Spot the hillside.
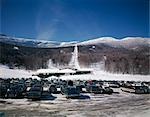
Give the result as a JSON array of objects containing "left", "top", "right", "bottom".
[{"left": 0, "top": 35, "right": 149, "bottom": 74}]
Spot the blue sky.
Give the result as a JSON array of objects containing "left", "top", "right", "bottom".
[{"left": 1, "top": 0, "right": 149, "bottom": 41}]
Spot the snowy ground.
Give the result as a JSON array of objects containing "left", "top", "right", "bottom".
[
  {"left": 0, "top": 65, "right": 34, "bottom": 78},
  {"left": 0, "top": 65, "right": 150, "bottom": 81},
  {"left": 0, "top": 90, "right": 150, "bottom": 117},
  {"left": 60, "top": 71, "right": 150, "bottom": 81}
]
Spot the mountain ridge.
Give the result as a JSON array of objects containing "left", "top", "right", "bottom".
[{"left": 0, "top": 34, "right": 149, "bottom": 48}]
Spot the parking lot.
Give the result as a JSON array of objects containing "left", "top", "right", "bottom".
[
  {"left": 0, "top": 90, "right": 150, "bottom": 117},
  {"left": 0, "top": 78, "right": 150, "bottom": 117}
]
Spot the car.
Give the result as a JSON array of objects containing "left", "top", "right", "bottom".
[
  {"left": 134, "top": 86, "right": 150, "bottom": 94},
  {"left": 61, "top": 80, "right": 80, "bottom": 98},
  {"left": 61, "top": 85, "right": 80, "bottom": 98},
  {"left": 6, "top": 83, "right": 25, "bottom": 99},
  {"left": 102, "top": 86, "right": 113, "bottom": 94},
  {"left": 27, "top": 84, "right": 43, "bottom": 100},
  {"left": 0, "top": 83, "right": 7, "bottom": 98},
  {"left": 107, "top": 81, "right": 120, "bottom": 88},
  {"left": 49, "top": 84, "right": 57, "bottom": 93},
  {"left": 86, "top": 85, "right": 103, "bottom": 94}
]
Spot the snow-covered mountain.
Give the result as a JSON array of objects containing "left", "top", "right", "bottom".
[
  {"left": 0, "top": 34, "right": 149, "bottom": 74},
  {"left": 79, "top": 37, "right": 150, "bottom": 49},
  {"left": 0, "top": 34, "right": 149, "bottom": 48},
  {"left": 0, "top": 34, "right": 76, "bottom": 48}
]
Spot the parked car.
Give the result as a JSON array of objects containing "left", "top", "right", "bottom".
[
  {"left": 102, "top": 86, "right": 113, "bottom": 94},
  {"left": 61, "top": 80, "right": 80, "bottom": 98},
  {"left": 107, "top": 81, "right": 120, "bottom": 88},
  {"left": 0, "top": 83, "right": 7, "bottom": 98},
  {"left": 134, "top": 86, "right": 150, "bottom": 94},
  {"left": 121, "top": 85, "right": 150, "bottom": 94},
  {"left": 49, "top": 84, "right": 57, "bottom": 94},
  {"left": 27, "top": 84, "right": 43, "bottom": 100},
  {"left": 86, "top": 85, "right": 103, "bottom": 94},
  {"left": 61, "top": 85, "right": 80, "bottom": 98},
  {"left": 7, "top": 84, "right": 19, "bottom": 98}
]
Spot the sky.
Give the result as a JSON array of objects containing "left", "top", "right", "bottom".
[{"left": 1, "top": 0, "right": 149, "bottom": 42}]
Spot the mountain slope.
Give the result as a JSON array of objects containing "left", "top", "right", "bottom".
[
  {"left": 0, "top": 34, "right": 149, "bottom": 49},
  {"left": 0, "top": 34, "right": 149, "bottom": 75},
  {"left": 0, "top": 34, "right": 76, "bottom": 48},
  {"left": 79, "top": 37, "right": 149, "bottom": 49}
]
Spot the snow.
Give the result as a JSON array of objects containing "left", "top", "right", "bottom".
[
  {"left": 60, "top": 41, "right": 77, "bottom": 46},
  {"left": 69, "top": 45, "right": 80, "bottom": 69},
  {"left": 1, "top": 35, "right": 149, "bottom": 48},
  {"left": 0, "top": 35, "right": 77, "bottom": 48},
  {"left": 0, "top": 65, "right": 150, "bottom": 81},
  {"left": 59, "top": 70, "right": 150, "bottom": 81},
  {"left": 36, "top": 69, "right": 60, "bottom": 74},
  {"left": 13, "top": 46, "right": 19, "bottom": 50},
  {"left": 0, "top": 65, "right": 33, "bottom": 78},
  {"left": 59, "top": 69, "right": 76, "bottom": 73},
  {"left": 79, "top": 37, "right": 150, "bottom": 48},
  {"left": 0, "top": 93, "right": 150, "bottom": 117},
  {"left": 77, "top": 68, "right": 93, "bottom": 72},
  {"left": 92, "top": 45, "right": 96, "bottom": 49},
  {"left": 35, "top": 68, "right": 76, "bottom": 74},
  {"left": 121, "top": 37, "right": 149, "bottom": 41},
  {"left": 79, "top": 37, "right": 120, "bottom": 45},
  {"left": 45, "top": 76, "right": 58, "bottom": 81},
  {"left": 47, "top": 59, "right": 55, "bottom": 69}
]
